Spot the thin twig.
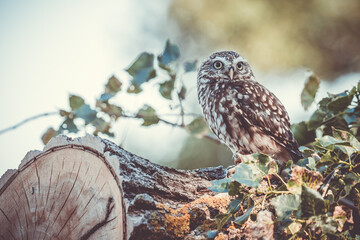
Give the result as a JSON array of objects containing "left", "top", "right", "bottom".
[
  {"left": 122, "top": 113, "right": 221, "bottom": 144},
  {"left": 0, "top": 111, "right": 58, "bottom": 135}
]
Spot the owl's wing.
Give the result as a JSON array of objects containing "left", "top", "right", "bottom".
[{"left": 228, "top": 80, "right": 302, "bottom": 160}]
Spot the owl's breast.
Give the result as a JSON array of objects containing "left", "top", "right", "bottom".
[{"left": 198, "top": 82, "right": 245, "bottom": 153}]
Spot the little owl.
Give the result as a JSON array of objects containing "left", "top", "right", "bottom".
[{"left": 197, "top": 51, "right": 303, "bottom": 164}]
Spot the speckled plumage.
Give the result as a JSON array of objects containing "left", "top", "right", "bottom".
[{"left": 197, "top": 51, "right": 302, "bottom": 163}]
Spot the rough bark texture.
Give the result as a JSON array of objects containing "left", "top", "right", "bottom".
[{"left": 0, "top": 135, "right": 230, "bottom": 240}]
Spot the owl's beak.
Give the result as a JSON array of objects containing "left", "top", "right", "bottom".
[{"left": 228, "top": 67, "right": 234, "bottom": 80}]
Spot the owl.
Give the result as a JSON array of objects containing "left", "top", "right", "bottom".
[{"left": 197, "top": 51, "right": 303, "bottom": 164}]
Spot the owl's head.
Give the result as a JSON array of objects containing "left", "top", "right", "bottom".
[{"left": 197, "top": 51, "right": 255, "bottom": 84}]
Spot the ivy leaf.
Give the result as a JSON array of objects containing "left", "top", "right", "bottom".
[
  {"left": 208, "top": 179, "right": 229, "bottom": 193},
  {"left": 159, "top": 79, "right": 175, "bottom": 100},
  {"left": 158, "top": 40, "right": 180, "bottom": 70},
  {"left": 228, "top": 181, "right": 243, "bottom": 196},
  {"left": 96, "top": 101, "right": 123, "bottom": 119},
  {"left": 74, "top": 104, "right": 97, "bottom": 124},
  {"left": 234, "top": 205, "right": 254, "bottom": 226},
  {"left": 100, "top": 75, "right": 122, "bottom": 101},
  {"left": 184, "top": 60, "right": 197, "bottom": 72},
  {"left": 326, "top": 87, "right": 356, "bottom": 113},
  {"left": 69, "top": 95, "right": 85, "bottom": 110},
  {"left": 316, "top": 151, "right": 338, "bottom": 168},
  {"left": 99, "top": 93, "right": 114, "bottom": 102},
  {"left": 300, "top": 185, "right": 327, "bottom": 218},
  {"left": 105, "top": 75, "right": 122, "bottom": 94},
  {"left": 289, "top": 166, "right": 323, "bottom": 190},
  {"left": 105, "top": 104, "right": 123, "bottom": 119},
  {"left": 228, "top": 198, "right": 243, "bottom": 213},
  {"left": 205, "top": 230, "right": 218, "bottom": 239},
  {"left": 186, "top": 117, "right": 208, "bottom": 136},
  {"left": 314, "top": 135, "right": 350, "bottom": 150},
  {"left": 307, "top": 109, "right": 328, "bottom": 130},
  {"left": 92, "top": 117, "right": 113, "bottom": 137},
  {"left": 215, "top": 213, "right": 233, "bottom": 230},
  {"left": 291, "top": 121, "right": 316, "bottom": 146},
  {"left": 342, "top": 172, "right": 360, "bottom": 197},
  {"left": 301, "top": 72, "right": 320, "bottom": 110},
  {"left": 59, "top": 118, "right": 78, "bottom": 133},
  {"left": 41, "top": 127, "right": 58, "bottom": 144},
  {"left": 127, "top": 82, "right": 142, "bottom": 94},
  {"left": 126, "top": 52, "right": 156, "bottom": 86},
  {"left": 136, "top": 105, "right": 160, "bottom": 126},
  {"left": 332, "top": 128, "right": 360, "bottom": 151},
  {"left": 232, "top": 164, "right": 262, "bottom": 188},
  {"left": 272, "top": 194, "right": 301, "bottom": 220}
]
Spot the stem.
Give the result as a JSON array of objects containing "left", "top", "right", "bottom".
[
  {"left": 122, "top": 113, "right": 221, "bottom": 144},
  {"left": 0, "top": 111, "right": 58, "bottom": 135},
  {"left": 274, "top": 173, "right": 289, "bottom": 190}
]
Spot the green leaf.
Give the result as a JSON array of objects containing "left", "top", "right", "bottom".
[
  {"left": 127, "top": 82, "right": 142, "bottom": 94},
  {"left": 186, "top": 117, "right": 208, "bottom": 136},
  {"left": 208, "top": 179, "right": 229, "bottom": 193},
  {"left": 215, "top": 213, "right": 233, "bottom": 230},
  {"left": 158, "top": 40, "right": 180, "bottom": 69},
  {"left": 232, "top": 164, "right": 262, "bottom": 188},
  {"left": 307, "top": 109, "right": 328, "bottom": 130},
  {"left": 100, "top": 75, "right": 122, "bottom": 102},
  {"left": 251, "top": 153, "right": 275, "bottom": 175},
  {"left": 159, "top": 79, "right": 175, "bottom": 100},
  {"left": 332, "top": 128, "right": 360, "bottom": 151},
  {"left": 205, "top": 230, "right": 218, "bottom": 239},
  {"left": 326, "top": 87, "right": 356, "bottom": 113},
  {"left": 291, "top": 121, "right": 316, "bottom": 146},
  {"left": 105, "top": 75, "right": 122, "bottom": 94},
  {"left": 41, "top": 127, "right": 58, "bottom": 144},
  {"left": 184, "top": 60, "right": 197, "bottom": 72},
  {"left": 301, "top": 72, "right": 320, "bottom": 110},
  {"left": 228, "top": 198, "right": 242, "bottom": 213},
  {"left": 99, "top": 93, "right": 114, "bottom": 102},
  {"left": 136, "top": 105, "right": 160, "bottom": 126},
  {"left": 272, "top": 194, "right": 301, "bottom": 220},
  {"left": 59, "top": 118, "right": 78, "bottom": 133},
  {"left": 69, "top": 95, "right": 85, "bottom": 110},
  {"left": 316, "top": 151, "right": 337, "bottom": 168},
  {"left": 233, "top": 206, "right": 254, "bottom": 226},
  {"left": 315, "top": 135, "right": 350, "bottom": 150},
  {"left": 342, "top": 172, "right": 360, "bottom": 197},
  {"left": 105, "top": 104, "right": 123, "bottom": 119},
  {"left": 300, "top": 185, "right": 327, "bottom": 218},
  {"left": 74, "top": 104, "right": 97, "bottom": 124},
  {"left": 126, "top": 52, "right": 156, "bottom": 86},
  {"left": 92, "top": 117, "right": 113, "bottom": 137},
  {"left": 228, "top": 181, "right": 244, "bottom": 196}
]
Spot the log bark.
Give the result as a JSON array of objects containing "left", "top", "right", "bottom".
[{"left": 0, "top": 135, "right": 229, "bottom": 239}]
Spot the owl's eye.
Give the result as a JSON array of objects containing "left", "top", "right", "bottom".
[
  {"left": 213, "top": 61, "right": 223, "bottom": 69},
  {"left": 237, "top": 62, "right": 244, "bottom": 70}
]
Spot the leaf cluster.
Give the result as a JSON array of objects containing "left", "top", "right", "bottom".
[
  {"left": 208, "top": 81, "right": 360, "bottom": 239},
  {"left": 41, "top": 40, "right": 206, "bottom": 143}
]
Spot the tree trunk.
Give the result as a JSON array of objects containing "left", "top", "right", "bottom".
[{"left": 0, "top": 135, "right": 229, "bottom": 239}]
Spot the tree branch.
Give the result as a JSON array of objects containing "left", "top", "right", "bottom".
[{"left": 0, "top": 112, "right": 58, "bottom": 135}]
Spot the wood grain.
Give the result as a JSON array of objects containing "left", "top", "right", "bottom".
[{"left": 0, "top": 146, "right": 125, "bottom": 240}]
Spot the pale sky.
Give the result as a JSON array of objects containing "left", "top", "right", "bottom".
[
  {"left": 0, "top": 0, "right": 178, "bottom": 176},
  {"left": 0, "top": 0, "right": 359, "bottom": 177}
]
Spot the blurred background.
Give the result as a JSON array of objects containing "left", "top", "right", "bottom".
[{"left": 1, "top": 0, "right": 360, "bottom": 176}]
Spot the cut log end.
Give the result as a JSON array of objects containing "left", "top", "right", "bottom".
[{"left": 0, "top": 142, "right": 126, "bottom": 240}]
